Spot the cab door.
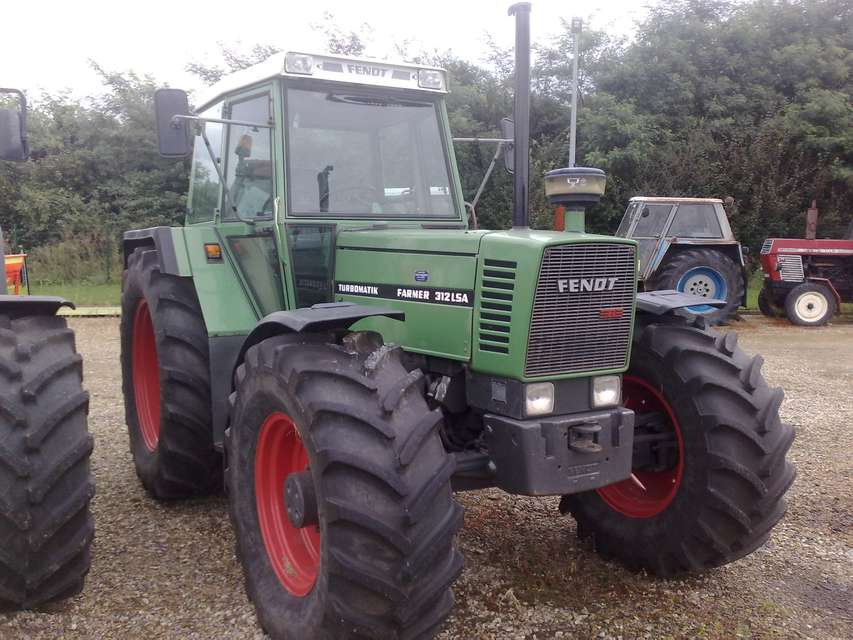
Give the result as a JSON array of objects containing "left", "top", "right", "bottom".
[{"left": 215, "top": 86, "right": 289, "bottom": 318}]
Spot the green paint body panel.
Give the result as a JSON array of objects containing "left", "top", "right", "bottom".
[
  {"left": 336, "top": 229, "right": 487, "bottom": 360},
  {"left": 175, "top": 225, "right": 260, "bottom": 335},
  {"left": 129, "top": 75, "right": 641, "bottom": 383}
]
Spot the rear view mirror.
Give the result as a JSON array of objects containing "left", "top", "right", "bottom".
[
  {"left": 0, "top": 88, "right": 28, "bottom": 162},
  {"left": 154, "top": 88, "right": 192, "bottom": 158},
  {"left": 500, "top": 117, "right": 514, "bottom": 174}
]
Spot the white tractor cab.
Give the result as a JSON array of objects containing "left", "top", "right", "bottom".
[{"left": 615, "top": 196, "right": 748, "bottom": 324}]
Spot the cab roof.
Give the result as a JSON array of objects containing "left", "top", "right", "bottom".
[
  {"left": 629, "top": 196, "right": 723, "bottom": 204},
  {"left": 194, "top": 51, "right": 448, "bottom": 112}
]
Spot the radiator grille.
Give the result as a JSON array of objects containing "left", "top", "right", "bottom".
[
  {"left": 777, "top": 254, "right": 804, "bottom": 282},
  {"left": 525, "top": 243, "right": 636, "bottom": 377},
  {"left": 760, "top": 239, "right": 774, "bottom": 255},
  {"left": 478, "top": 259, "right": 516, "bottom": 355}
]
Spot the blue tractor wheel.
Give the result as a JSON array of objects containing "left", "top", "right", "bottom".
[
  {"left": 676, "top": 266, "right": 727, "bottom": 313},
  {"left": 651, "top": 248, "right": 744, "bottom": 325}
]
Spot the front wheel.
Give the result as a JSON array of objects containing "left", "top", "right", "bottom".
[
  {"left": 561, "top": 314, "right": 795, "bottom": 576},
  {"left": 226, "top": 334, "right": 463, "bottom": 639},
  {"left": 784, "top": 282, "right": 836, "bottom": 326}
]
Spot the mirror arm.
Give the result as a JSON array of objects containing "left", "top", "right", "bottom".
[
  {"left": 196, "top": 123, "right": 252, "bottom": 226},
  {"left": 174, "top": 114, "right": 273, "bottom": 130},
  {"left": 471, "top": 141, "right": 506, "bottom": 210}
]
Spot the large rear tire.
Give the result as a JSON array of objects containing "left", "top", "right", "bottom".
[
  {"left": 652, "top": 248, "right": 744, "bottom": 325},
  {"left": 757, "top": 287, "right": 782, "bottom": 318},
  {"left": 561, "top": 314, "right": 795, "bottom": 576},
  {"left": 226, "top": 333, "right": 463, "bottom": 639},
  {"left": 120, "top": 247, "right": 220, "bottom": 499},
  {"left": 0, "top": 314, "right": 94, "bottom": 609}
]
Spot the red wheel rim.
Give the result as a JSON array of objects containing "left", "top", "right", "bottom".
[
  {"left": 132, "top": 300, "right": 161, "bottom": 452},
  {"left": 255, "top": 412, "right": 320, "bottom": 596},
  {"left": 597, "top": 375, "right": 684, "bottom": 518}
]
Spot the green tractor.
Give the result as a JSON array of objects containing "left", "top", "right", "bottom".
[
  {"left": 0, "top": 88, "right": 94, "bottom": 610},
  {"left": 121, "top": 4, "right": 794, "bottom": 637}
]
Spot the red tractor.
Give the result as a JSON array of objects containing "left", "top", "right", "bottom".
[{"left": 759, "top": 219, "right": 853, "bottom": 326}]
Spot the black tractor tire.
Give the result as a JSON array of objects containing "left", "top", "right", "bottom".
[
  {"left": 561, "top": 314, "right": 795, "bottom": 577},
  {"left": 784, "top": 282, "right": 836, "bottom": 327},
  {"left": 120, "top": 247, "right": 220, "bottom": 499},
  {"left": 652, "top": 248, "right": 745, "bottom": 325},
  {"left": 226, "top": 333, "right": 463, "bottom": 640},
  {"left": 0, "top": 313, "right": 94, "bottom": 609},
  {"left": 757, "top": 287, "right": 782, "bottom": 318}
]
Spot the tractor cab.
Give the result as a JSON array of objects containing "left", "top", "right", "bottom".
[{"left": 615, "top": 196, "right": 747, "bottom": 324}]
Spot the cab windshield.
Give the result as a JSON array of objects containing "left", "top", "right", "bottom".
[{"left": 285, "top": 86, "right": 457, "bottom": 218}]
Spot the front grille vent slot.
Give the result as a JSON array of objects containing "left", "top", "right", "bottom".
[
  {"left": 760, "top": 239, "right": 774, "bottom": 255},
  {"left": 777, "top": 254, "right": 804, "bottom": 282},
  {"left": 525, "top": 243, "right": 636, "bottom": 377},
  {"left": 478, "top": 259, "right": 516, "bottom": 355}
]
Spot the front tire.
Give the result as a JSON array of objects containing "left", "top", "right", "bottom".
[
  {"left": 561, "top": 314, "right": 795, "bottom": 576},
  {"left": 226, "top": 334, "right": 463, "bottom": 639},
  {"left": 652, "top": 248, "right": 744, "bottom": 325},
  {"left": 0, "top": 314, "right": 94, "bottom": 609},
  {"left": 120, "top": 247, "right": 220, "bottom": 498},
  {"left": 784, "top": 282, "right": 835, "bottom": 326}
]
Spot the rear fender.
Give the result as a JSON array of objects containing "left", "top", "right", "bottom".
[
  {"left": 122, "top": 227, "right": 191, "bottom": 276},
  {"left": 807, "top": 276, "right": 843, "bottom": 311}
]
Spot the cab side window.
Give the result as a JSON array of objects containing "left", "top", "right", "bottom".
[
  {"left": 223, "top": 93, "right": 274, "bottom": 221},
  {"left": 187, "top": 102, "right": 224, "bottom": 224},
  {"left": 668, "top": 204, "right": 722, "bottom": 238}
]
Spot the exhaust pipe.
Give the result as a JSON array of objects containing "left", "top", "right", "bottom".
[{"left": 509, "top": 2, "right": 531, "bottom": 229}]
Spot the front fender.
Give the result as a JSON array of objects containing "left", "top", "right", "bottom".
[{"left": 635, "top": 290, "right": 726, "bottom": 316}]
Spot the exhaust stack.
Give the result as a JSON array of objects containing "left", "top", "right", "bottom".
[{"left": 509, "top": 3, "right": 532, "bottom": 229}]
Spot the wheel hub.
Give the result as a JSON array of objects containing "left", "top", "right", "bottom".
[
  {"left": 596, "top": 375, "right": 684, "bottom": 518},
  {"left": 794, "top": 292, "right": 827, "bottom": 321},
  {"left": 285, "top": 471, "right": 319, "bottom": 529},
  {"left": 681, "top": 274, "right": 715, "bottom": 297}
]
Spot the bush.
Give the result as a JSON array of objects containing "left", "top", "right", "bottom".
[{"left": 26, "top": 232, "right": 122, "bottom": 285}]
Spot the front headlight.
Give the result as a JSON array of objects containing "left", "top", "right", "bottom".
[
  {"left": 592, "top": 375, "right": 621, "bottom": 408},
  {"left": 525, "top": 382, "right": 555, "bottom": 416}
]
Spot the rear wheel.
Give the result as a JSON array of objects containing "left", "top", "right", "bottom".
[
  {"left": 226, "top": 333, "right": 463, "bottom": 639},
  {"left": 0, "top": 314, "right": 94, "bottom": 609},
  {"left": 652, "top": 248, "right": 744, "bottom": 325},
  {"left": 757, "top": 287, "right": 782, "bottom": 318},
  {"left": 120, "top": 247, "right": 220, "bottom": 498},
  {"left": 784, "top": 282, "right": 835, "bottom": 326},
  {"left": 561, "top": 314, "right": 795, "bottom": 576}
]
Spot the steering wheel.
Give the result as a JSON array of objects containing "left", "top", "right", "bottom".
[{"left": 327, "top": 185, "right": 382, "bottom": 210}]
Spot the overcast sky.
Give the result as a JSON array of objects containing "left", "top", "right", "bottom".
[{"left": 3, "top": 0, "right": 649, "bottom": 100}]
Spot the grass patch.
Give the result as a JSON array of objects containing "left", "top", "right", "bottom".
[
  {"left": 29, "top": 282, "right": 121, "bottom": 306},
  {"left": 744, "top": 271, "right": 763, "bottom": 310}
]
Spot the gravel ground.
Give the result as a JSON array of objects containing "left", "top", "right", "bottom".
[{"left": 1, "top": 315, "right": 851, "bottom": 640}]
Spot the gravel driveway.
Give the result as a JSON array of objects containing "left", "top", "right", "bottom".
[{"left": 1, "top": 315, "right": 851, "bottom": 639}]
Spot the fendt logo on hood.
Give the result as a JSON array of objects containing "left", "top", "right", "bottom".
[{"left": 557, "top": 277, "right": 619, "bottom": 293}]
